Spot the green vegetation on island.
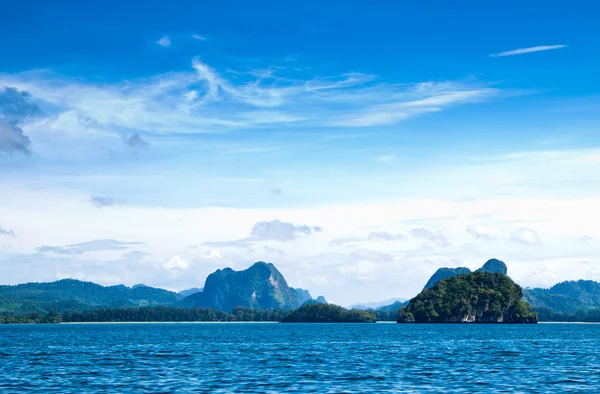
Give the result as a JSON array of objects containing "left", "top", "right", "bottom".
[
  {"left": 398, "top": 271, "right": 537, "bottom": 323},
  {"left": 525, "top": 280, "right": 600, "bottom": 315},
  {"left": 2, "top": 259, "right": 600, "bottom": 324},
  {"left": 0, "top": 279, "right": 182, "bottom": 315},
  {"left": 281, "top": 303, "right": 376, "bottom": 323}
]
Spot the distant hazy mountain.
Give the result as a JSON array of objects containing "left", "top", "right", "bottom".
[
  {"left": 291, "top": 288, "right": 313, "bottom": 304},
  {"left": 423, "top": 259, "right": 508, "bottom": 290},
  {"left": 376, "top": 300, "right": 409, "bottom": 312},
  {"left": 315, "top": 295, "right": 327, "bottom": 304},
  {"left": 525, "top": 280, "right": 600, "bottom": 314},
  {"left": 349, "top": 298, "right": 407, "bottom": 310},
  {"left": 0, "top": 279, "right": 182, "bottom": 314},
  {"left": 178, "top": 287, "right": 203, "bottom": 298},
  {"left": 178, "top": 262, "right": 301, "bottom": 312}
]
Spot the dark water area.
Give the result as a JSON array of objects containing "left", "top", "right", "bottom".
[{"left": 1, "top": 323, "right": 599, "bottom": 393}]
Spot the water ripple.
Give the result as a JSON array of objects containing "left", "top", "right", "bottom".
[{"left": 1, "top": 323, "right": 599, "bottom": 392}]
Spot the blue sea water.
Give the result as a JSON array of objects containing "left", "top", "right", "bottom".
[{"left": 1, "top": 323, "right": 599, "bottom": 393}]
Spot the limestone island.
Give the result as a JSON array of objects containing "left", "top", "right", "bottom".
[{"left": 398, "top": 271, "right": 538, "bottom": 324}]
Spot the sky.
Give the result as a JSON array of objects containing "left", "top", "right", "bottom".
[{"left": 1, "top": 1, "right": 600, "bottom": 305}]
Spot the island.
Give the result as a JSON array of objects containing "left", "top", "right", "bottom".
[
  {"left": 398, "top": 271, "right": 538, "bottom": 323},
  {"left": 281, "top": 303, "right": 376, "bottom": 323}
]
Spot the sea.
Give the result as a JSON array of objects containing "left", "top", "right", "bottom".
[{"left": 1, "top": 322, "right": 599, "bottom": 393}]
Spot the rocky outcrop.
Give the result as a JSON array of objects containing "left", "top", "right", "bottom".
[
  {"left": 178, "top": 262, "right": 300, "bottom": 312},
  {"left": 477, "top": 258, "right": 508, "bottom": 275},
  {"left": 399, "top": 271, "right": 538, "bottom": 324}
]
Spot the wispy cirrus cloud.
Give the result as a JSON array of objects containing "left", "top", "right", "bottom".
[
  {"left": 490, "top": 45, "right": 566, "bottom": 58},
  {"left": 36, "top": 239, "right": 144, "bottom": 255},
  {"left": 0, "top": 58, "right": 505, "bottom": 156}
]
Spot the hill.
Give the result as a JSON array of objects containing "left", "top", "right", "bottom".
[
  {"left": 423, "top": 267, "right": 471, "bottom": 290},
  {"left": 524, "top": 280, "right": 600, "bottom": 314},
  {"left": 399, "top": 271, "right": 537, "bottom": 324},
  {"left": 477, "top": 258, "right": 508, "bottom": 275},
  {"left": 281, "top": 303, "right": 376, "bottom": 323},
  {"left": 0, "top": 279, "right": 182, "bottom": 314},
  {"left": 178, "top": 262, "right": 300, "bottom": 312},
  {"left": 423, "top": 258, "right": 508, "bottom": 290}
]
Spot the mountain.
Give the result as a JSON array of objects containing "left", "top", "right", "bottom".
[
  {"left": 349, "top": 297, "right": 407, "bottom": 310},
  {"left": 178, "top": 262, "right": 300, "bottom": 312},
  {"left": 477, "top": 258, "right": 508, "bottom": 275},
  {"left": 291, "top": 288, "right": 313, "bottom": 304},
  {"left": 524, "top": 280, "right": 600, "bottom": 314},
  {"left": 423, "top": 267, "right": 471, "bottom": 290},
  {"left": 399, "top": 271, "right": 537, "bottom": 324},
  {"left": 178, "top": 287, "right": 203, "bottom": 298},
  {"left": 315, "top": 296, "right": 327, "bottom": 304},
  {"left": 423, "top": 258, "right": 508, "bottom": 290},
  {"left": 0, "top": 279, "right": 182, "bottom": 314}
]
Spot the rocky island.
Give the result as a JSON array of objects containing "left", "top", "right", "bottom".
[{"left": 398, "top": 271, "right": 538, "bottom": 323}]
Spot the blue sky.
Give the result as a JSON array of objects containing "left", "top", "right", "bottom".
[{"left": 1, "top": 2, "right": 600, "bottom": 304}]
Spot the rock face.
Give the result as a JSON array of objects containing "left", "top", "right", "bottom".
[
  {"left": 179, "top": 262, "right": 300, "bottom": 312},
  {"left": 399, "top": 271, "right": 537, "bottom": 324},
  {"left": 423, "top": 267, "right": 471, "bottom": 290},
  {"left": 478, "top": 258, "right": 508, "bottom": 275}
]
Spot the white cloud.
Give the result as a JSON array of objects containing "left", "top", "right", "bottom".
[
  {"left": 490, "top": 45, "right": 566, "bottom": 57},
  {"left": 204, "top": 248, "right": 221, "bottom": 259},
  {"left": 192, "top": 34, "right": 207, "bottom": 41},
  {"left": 330, "top": 84, "right": 498, "bottom": 127},
  {"left": 467, "top": 224, "right": 542, "bottom": 245},
  {"left": 163, "top": 254, "right": 189, "bottom": 271},
  {"left": 156, "top": 36, "right": 171, "bottom": 48},
  {"left": 410, "top": 227, "right": 449, "bottom": 247},
  {"left": 509, "top": 228, "right": 542, "bottom": 245},
  {"left": 3, "top": 186, "right": 600, "bottom": 303}
]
